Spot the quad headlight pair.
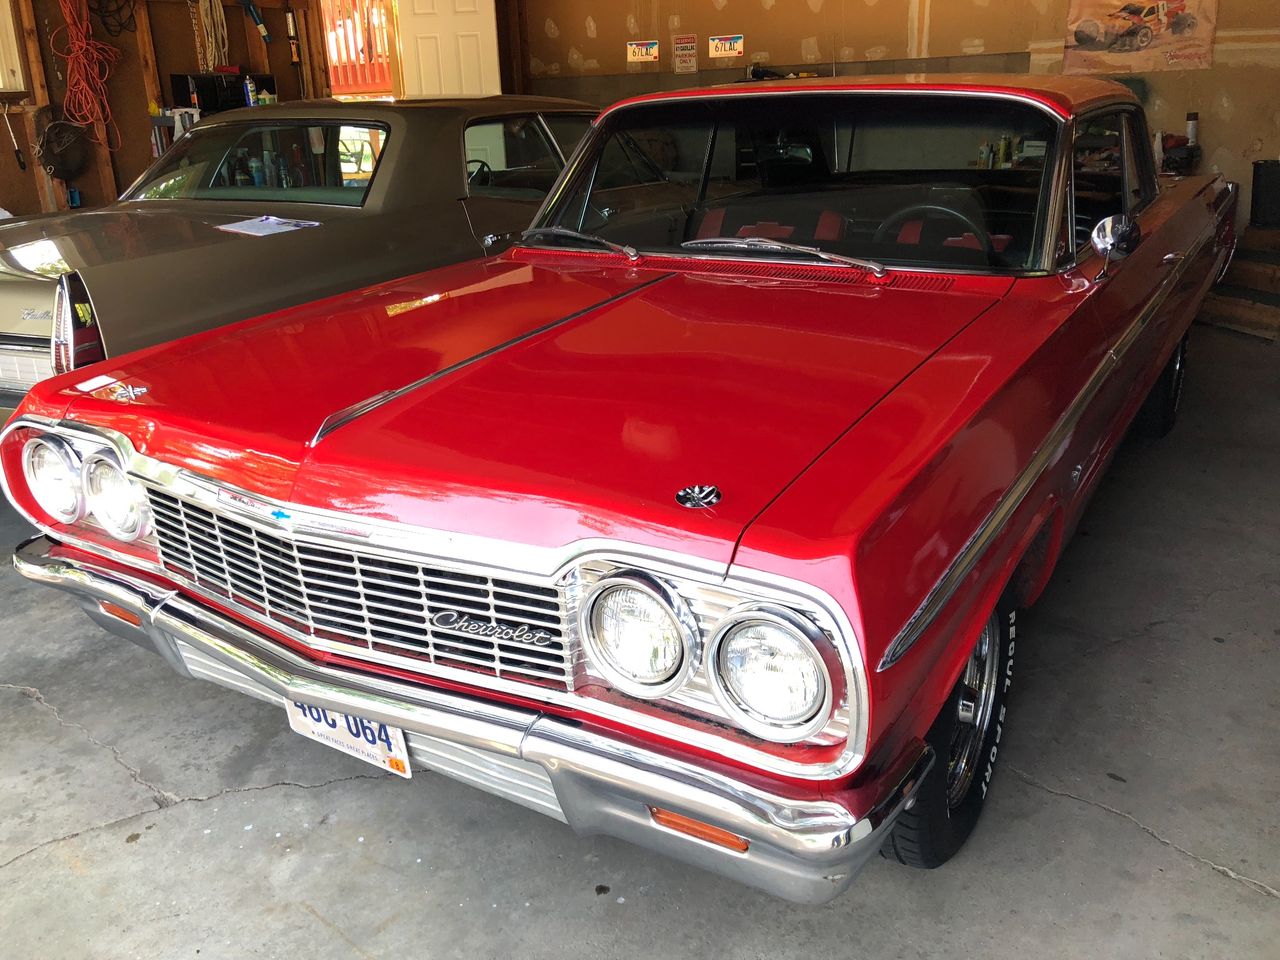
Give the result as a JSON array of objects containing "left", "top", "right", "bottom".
[
  {"left": 581, "top": 572, "right": 834, "bottom": 743},
  {"left": 21, "top": 435, "right": 150, "bottom": 542}
]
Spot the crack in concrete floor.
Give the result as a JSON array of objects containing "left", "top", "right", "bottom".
[
  {"left": 1009, "top": 765, "right": 1280, "bottom": 902},
  {"left": 0, "top": 682, "right": 386, "bottom": 872},
  {"left": 3, "top": 682, "right": 184, "bottom": 807}
]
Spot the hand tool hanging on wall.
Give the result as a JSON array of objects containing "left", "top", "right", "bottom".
[
  {"left": 284, "top": 3, "right": 301, "bottom": 64},
  {"left": 239, "top": 0, "right": 271, "bottom": 42},
  {"left": 3, "top": 106, "right": 26, "bottom": 171}
]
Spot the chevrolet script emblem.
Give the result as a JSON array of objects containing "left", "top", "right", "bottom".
[{"left": 430, "top": 609, "right": 556, "bottom": 646}]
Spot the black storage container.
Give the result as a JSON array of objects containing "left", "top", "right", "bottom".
[{"left": 1252, "top": 160, "right": 1280, "bottom": 228}]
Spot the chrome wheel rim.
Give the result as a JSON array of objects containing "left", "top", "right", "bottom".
[{"left": 946, "top": 615, "right": 1001, "bottom": 808}]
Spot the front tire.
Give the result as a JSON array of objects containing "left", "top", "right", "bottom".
[
  {"left": 1136, "top": 333, "right": 1188, "bottom": 438},
  {"left": 881, "top": 598, "right": 1017, "bottom": 868},
  {"left": 1135, "top": 26, "right": 1154, "bottom": 49}
]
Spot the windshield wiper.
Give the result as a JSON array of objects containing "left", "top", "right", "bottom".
[
  {"left": 680, "top": 237, "right": 887, "bottom": 277},
  {"left": 521, "top": 226, "right": 640, "bottom": 261}
]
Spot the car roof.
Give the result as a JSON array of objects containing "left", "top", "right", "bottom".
[
  {"left": 600, "top": 73, "right": 1137, "bottom": 121},
  {"left": 204, "top": 95, "right": 597, "bottom": 127}
]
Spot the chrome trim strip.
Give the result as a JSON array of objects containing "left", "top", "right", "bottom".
[
  {"left": 13, "top": 534, "right": 925, "bottom": 903},
  {"left": 596, "top": 87, "right": 1077, "bottom": 125},
  {"left": 878, "top": 220, "right": 1219, "bottom": 671},
  {"left": 0, "top": 334, "right": 47, "bottom": 354},
  {"left": 309, "top": 273, "right": 673, "bottom": 445},
  {"left": 0, "top": 416, "right": 868, "bottom": 780}
]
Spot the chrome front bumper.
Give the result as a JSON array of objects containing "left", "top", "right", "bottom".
[{"left": 13, "top": 535, "right": 931, "bottom": 903}]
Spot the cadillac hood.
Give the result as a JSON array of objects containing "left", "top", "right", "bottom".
[{"left": 57, "top": 256, "right": 1007, "bottom": 566}]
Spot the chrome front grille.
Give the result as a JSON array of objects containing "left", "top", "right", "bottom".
[{"left": 147, "top": 490, "right": 573, "bottom": 689}]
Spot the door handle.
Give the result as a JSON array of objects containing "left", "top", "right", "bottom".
[{"left": 1161, "top": 252, "right": 1185, "bottom": 265}]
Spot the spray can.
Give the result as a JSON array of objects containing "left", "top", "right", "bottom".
[{"left": 1185, "top": 112, "right": 1199, "bottom": 146}]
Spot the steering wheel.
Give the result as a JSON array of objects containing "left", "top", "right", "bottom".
[
  {"left": 466, "top": 158, "right": 492, "bottom": 186},
  {"left": 873, "top": 203, "right": 993, "bottom": 254}
]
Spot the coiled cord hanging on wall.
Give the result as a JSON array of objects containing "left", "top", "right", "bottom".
[
  {"left": 87, "top": 0, "right": 136, "bottom": 37},
  {"left": 188, "top": 0, "right": 229, "bottom": 72},
  {"left": 50, "top": 0, "right": 120, "bottom": 148}
]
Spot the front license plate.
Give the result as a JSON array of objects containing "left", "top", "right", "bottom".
[{"left": 286, "top": 700, "right": 412, "bottom": 778}]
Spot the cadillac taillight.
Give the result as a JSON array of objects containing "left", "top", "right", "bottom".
[{"left": 51, "top": 274, "right": 105, "bottom": 375}]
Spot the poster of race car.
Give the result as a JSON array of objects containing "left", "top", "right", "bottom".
[{"left": 1064, "top": 0, "right": 1217, "bottom": 73}]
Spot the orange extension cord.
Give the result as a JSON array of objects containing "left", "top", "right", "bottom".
[{"left": 50, "top": 0, "right": 120, "bottom": 148}]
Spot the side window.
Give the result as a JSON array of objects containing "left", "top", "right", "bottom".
[
  {"left": 1072, "top": 110, "right": 1156, "bottom": 251},
  {"left": 137, "top": 122, "right": 388, "bottom": 206},
  {"left": 464, "top": 116, "right": 561, "bottom": 199},
  {"left": 337, "top": 125, "right": 385, "bottom": 188},
  {"left": 542, "top": 115, "right": 594, "bottom": 159},
  {"left": 1123, "top": 111, "right": 1158, "bottom": 209}
]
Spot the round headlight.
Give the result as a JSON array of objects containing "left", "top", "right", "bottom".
[
  {"left": 21, "top": 436, "right": 84, "bottom": 523},
  {"left": 581, "top": 573, "right": 697, "bottom": 698},
  {"left": 710, "top": 607, "right": 832, "bottom": 742},
  {"left": 82, "top": 454, "right": 149, "bottom": 541}
]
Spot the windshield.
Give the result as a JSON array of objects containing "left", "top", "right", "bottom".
[
  {"left": 533, "top": 94, "right": 1060, "bottom": 272},
  {"left": 126, "top": 121, "right": 389, "bottom": 207}
]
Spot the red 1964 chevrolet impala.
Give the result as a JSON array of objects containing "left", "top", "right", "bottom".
[{"left": 0, "top": 75, "right": 1235, "bottom": 902}]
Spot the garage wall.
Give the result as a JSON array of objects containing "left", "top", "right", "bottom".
[
  {"left": 0, "top": 0, "right": 326, "bottom": 219},
  {"left": 521, "top": 0, "right": 1280, "bottom": 224}
]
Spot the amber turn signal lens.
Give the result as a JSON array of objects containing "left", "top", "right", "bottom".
[
  {"left": 99, "top": 601, "right": 142, "bottom": 627},
  {"left": 647, "top": 806, "right": 749, "bottom": 853}
]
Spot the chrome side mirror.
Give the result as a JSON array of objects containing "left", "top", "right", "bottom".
[{"left": 1090, "top": 215, "right": 1141, "bottom": 281}]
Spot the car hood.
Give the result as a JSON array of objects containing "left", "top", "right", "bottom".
[
  {"left": 62, "top": 256, "right": 1007, "bottom": 566},
  {"left": 0, "top": 202, "right": 405, "bottom": 355},
  {"left": 0, "top": 202, "right": 353, "bottom": 272}
]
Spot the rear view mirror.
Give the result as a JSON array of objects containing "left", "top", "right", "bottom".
[{"left": 1091, "top": 214, "right": 1141, "bottom": 280}]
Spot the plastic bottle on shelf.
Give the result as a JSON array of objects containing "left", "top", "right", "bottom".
[{"left": 233, "top": 149, "right": 252, "bottom": 186}]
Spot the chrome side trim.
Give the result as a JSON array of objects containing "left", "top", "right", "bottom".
[
  {"left": 878, "top": 220, "right": 1219, "bottom": 671},
  {"left": 309, "top": 273, "right": 672, "bottom": 445}
]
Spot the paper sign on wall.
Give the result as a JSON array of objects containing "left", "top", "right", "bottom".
[
  {"left": 709, "top": 34, "right": 744, "bottom": 58},
  {"left": 672, "top": 33, "right": 698, "bottom": 74},
  {"left": 626, "top": 40, "right": 660, "bottom": 63}
]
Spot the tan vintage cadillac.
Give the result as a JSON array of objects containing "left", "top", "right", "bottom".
[{"left": 0, "top": 95, "right": 596, "bottom": 414}]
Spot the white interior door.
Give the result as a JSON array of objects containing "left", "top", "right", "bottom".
[{"left": 395, "top": 0, "right": 501, "bottom": 97}]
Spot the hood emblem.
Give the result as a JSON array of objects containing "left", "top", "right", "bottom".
[
  {"left": 676, "top": 485, "right": 722, "bottom": 509},
  {"left": 107, "top": 383, "right": 148, "bottom": 402}
]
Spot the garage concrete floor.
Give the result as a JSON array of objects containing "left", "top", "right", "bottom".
[{"left": 1, "top": 324, "right": 1277, "bottom": 959}]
